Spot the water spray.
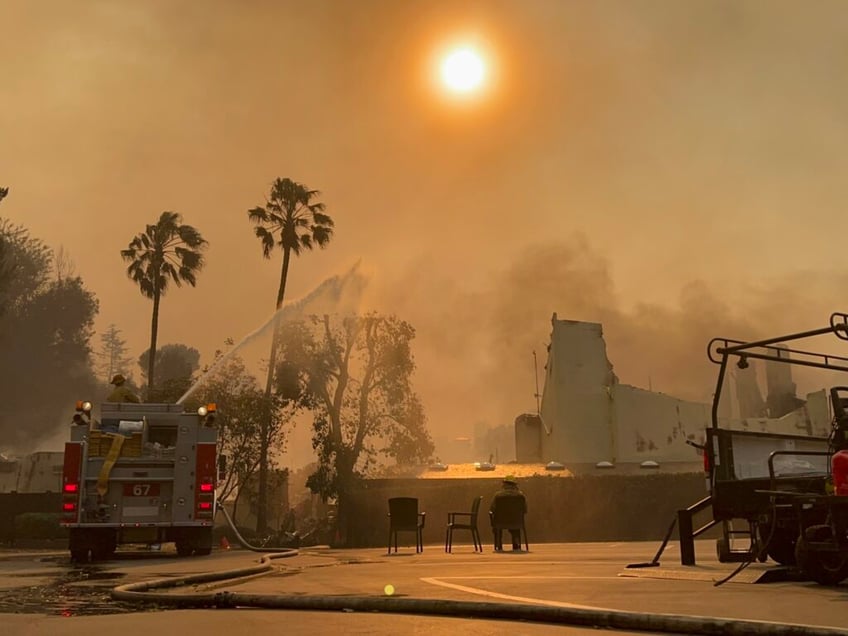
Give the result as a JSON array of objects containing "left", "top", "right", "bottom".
[{"left": 177, "top": 261, "right": 367, "bottom": 405}]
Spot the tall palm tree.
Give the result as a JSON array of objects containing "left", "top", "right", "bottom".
[
  {"left": 248, "top": 177, "right": 334, "bottom": 532},
  {"left": 121, "top": 211, "right": 207, "bottom": 396}
]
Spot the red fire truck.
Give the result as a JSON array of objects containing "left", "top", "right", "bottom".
[{"left": 60, "top": 401, "right": 218, "bottom": 562}]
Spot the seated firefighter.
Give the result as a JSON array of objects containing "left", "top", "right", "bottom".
[
  {"left": 489, "top": 476, "right": 527, "bottom": 551},
  {"left": 107, "top": 374, "right": 140, "bottom": 403}
]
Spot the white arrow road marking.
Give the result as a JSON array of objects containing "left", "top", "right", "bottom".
[{"left": 421, "top": 576, "right": 620, "bottom": 610}]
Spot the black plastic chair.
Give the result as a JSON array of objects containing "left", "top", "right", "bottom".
[
  {"left": 489, "top": 496, "right": 529, "bottom": 551},
  {"left": 387, "top": 497, "right": 426, "bottom": 554},
  {"left": 445, "top": 495, "right": 483, "bottom": 553}
]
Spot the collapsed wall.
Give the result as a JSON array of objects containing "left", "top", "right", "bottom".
[
  {"left": 525, "top": 315, "right": 829, "bottom": 467},
  {"left": 531, "top": 317, "right": 707, "bottom": 466}
]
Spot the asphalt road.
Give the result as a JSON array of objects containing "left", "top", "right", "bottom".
[{"left": 1, "top": 539, "right": 847, "bottom": 635}]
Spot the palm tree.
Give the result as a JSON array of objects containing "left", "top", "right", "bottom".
[
  {"left": 248, "top": 177, "right": 334, "bottom": 532},
  {"left": 121, "top": 211, "right": 207, "bottom": 397}
]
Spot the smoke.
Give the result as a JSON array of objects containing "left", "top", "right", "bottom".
[
  {"left": 373, "top": 233, "right": 848, "bottom": 445},
  {"left": 7, "top": 1, "right": 848, "bottom": 464},
  {"left": 178, "top": 260, "right": 369, "bottom": 404}
]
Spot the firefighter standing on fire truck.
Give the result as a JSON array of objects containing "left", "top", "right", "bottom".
[{"left": 106, "top": 374, "right": 140, "bottom": 403}]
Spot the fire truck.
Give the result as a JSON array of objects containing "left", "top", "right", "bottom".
[{"left": 60, "top": 401, "right": 219, "bottom": 562}]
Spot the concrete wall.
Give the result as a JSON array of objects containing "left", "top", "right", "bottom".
[
  {"left": 0, "top": 452, "right": 64, "bottom": 494},
  {"left": 535, "top": 316, "right": 831, "bottom": 468},
  {"left": 539, "top": 319, "right": 615, "bottom": 464},
  {"left": 538, "top": 317, "right": 709, "bottom": 465},
  {"left": 613, "top": 386, "right": 709, "bottom": 463},
  {"left": 346, "top": 473, "right": 710, "bottom": 549},
  {"left": 515, "top": 414, "right": 543, "bottom": 463}
]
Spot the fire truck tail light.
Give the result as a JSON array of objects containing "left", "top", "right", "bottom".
[
  {"left": 61, "top": 443, "right": 83, "bottom": 519},
  {"left": 194, "top": 444, "right": 216, "bottom": 516}
]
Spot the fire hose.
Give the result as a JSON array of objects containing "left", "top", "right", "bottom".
[{"left": 109, "top": 500, "right": 848, "bottom": 636}]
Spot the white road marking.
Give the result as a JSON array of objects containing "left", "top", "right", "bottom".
[{"left": 420, "top": 576, "right": 618, "bottom": 610}]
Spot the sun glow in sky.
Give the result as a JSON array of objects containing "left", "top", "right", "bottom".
[
  {"left": 7, "top": 1, "right": 848, "bottom": 466},
  {"left": 440, "top": 46, "right": 486, "bottom": 94}
]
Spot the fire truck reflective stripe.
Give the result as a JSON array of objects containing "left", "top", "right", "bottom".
[{"left": 122, "top": 506, "right": 159, "bottom": 517}]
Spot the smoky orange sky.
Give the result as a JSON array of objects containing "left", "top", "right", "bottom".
[{"left": 4, "top": 1, "right": 848, "bottom": 463}]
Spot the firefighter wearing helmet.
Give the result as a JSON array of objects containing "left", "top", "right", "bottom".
[{"left": 107, "top": 374, "right": 140, "bottom": 403}]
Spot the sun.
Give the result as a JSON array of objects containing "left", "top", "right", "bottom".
[{"left": 440, "top": 47, "right": 486, "bottom": 94}]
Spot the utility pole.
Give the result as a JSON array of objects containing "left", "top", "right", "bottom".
[{"left": 533, "top": 350, "right": 541, "bottom": 415}]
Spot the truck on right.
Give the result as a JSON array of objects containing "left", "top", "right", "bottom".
[{"left": 701, "top": 312, "right": 848, "bottom": 584}]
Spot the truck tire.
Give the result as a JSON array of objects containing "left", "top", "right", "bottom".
[
  {"left": 766, "top": 538, "right": 796, "bottom": 566},
  {"left": 716, "top": 537, "right": 731, "bottom": 562},
  {"left": 176, "top": 528, "right": 213, "bottom": 556},
  {"left": 795, "top": 535, "right": 848, "bottom": 585},
  {"left": 91, "top": 534, "right": 117, "bottom": 561},
  {"left": 758, "top": 522, "right": 797, "bottom": 566},
  {"left": 69, "top": 529, "right": 91, "bottom": 563},
  {"left": 175, "top": 539, "right": 194, "bottom": 557},
  {"left": 194, "top": 528, "right": 213, "bottom": 555}
]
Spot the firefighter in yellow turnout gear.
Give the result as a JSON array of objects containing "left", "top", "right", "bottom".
[{"left": 107, "top": 374, "right": 140, "bottom": 403}]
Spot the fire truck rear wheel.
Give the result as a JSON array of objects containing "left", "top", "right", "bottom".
[
  {"left": 176, "top": 540, "right": 194, "bottom": 557},
  {"left": 91, "top": 542, "right": 116, "bottom": 561},
  {"left": 69, "top": 529, "right": 92, "bottom": 563}
]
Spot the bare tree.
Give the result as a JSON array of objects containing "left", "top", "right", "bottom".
[
  {"left": 54, "top": 246, "right": 76, "bottom": 281},
  {"left": 279, "top": 313, "right": 434, "bottom": 545}
]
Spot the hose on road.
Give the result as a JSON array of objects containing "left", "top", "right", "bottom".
[
  {"left": 111, "top": 549, "right": 848, "bottom": 636},
  {"left": 214, "top": 499, "right": 300, "bottom": 555},
  {"left": 113, "top": 499, "right": 846, "bottom": 635}
]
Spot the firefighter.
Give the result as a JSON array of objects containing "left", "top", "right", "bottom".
[
  {"left": 107, "top": 374, "right": 140, "bottom": 403},
  {"left": 489, "top": 476, "right": 527, "bottom": 551}
]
